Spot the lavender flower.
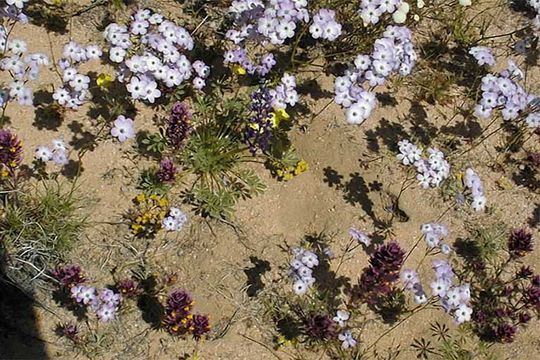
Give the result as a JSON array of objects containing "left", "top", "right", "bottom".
[
  {"left": 421, "top": 222, "right": 449, "bottom": 250},
  {"left": 359, "top": 0, "right": 406, "bottom": 25},
  {"left": 310, "top": 9, "right": 342, "bottom": 41},
  {"left": 400, "top": 269, "right": 419, "bottom": 290},
  {"left": 338, "top": 330, "right": 357, "bottom": 349},
  {"left": 224, "top": 0, "right": 312, "bottom": 77},
  {"left": 53, "top": 41, "right": 100, "bottom": 109},
  {"left": 35, "top": 138, "right": 70, "bottom": 168},
  {"left": 288, "top": 247, "right": 319, "bottom": 295},
  {"left": 349, "top": 227, "right": 371, "bottom": 246},
  {"left": 162, "top": 207, "right": 188, "bottom": 232},
  {"left": 336, "top": 26, "right": 417, "bottom": 125},
  {"left": 333, "top": 310, "right": 350, "bottom": 327},
  {"left": 71, "top": 285, "right": 97, "bottom": 306},
  {"left": 111, "top": 115, "right": 135, "bottom": 142},
  {"left": 0, "top": 30, "right": 48, "bottom": 107},
  {"left": 96, "top": 303, "right": 117, "bottom": 322},
  {"left": 103, "top": 9, "right": 208, "bottom": 102},
  {"left": 473, "top": 61, "right": 537, "bottom": 124},
  {"left": 469, "top": 46, "right": 496, "bottom": 66},
  {"left": 397, "top": 140, "right": 450, "bottom": 189},
  {"left": 464, "top": 168, "right": 487, "bottom": 211},
  {"left": 454, "top": 303, "right": 473, "bottom": 324}
]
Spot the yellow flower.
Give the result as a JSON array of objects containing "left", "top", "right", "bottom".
[
  {"left": 270, "top": 108, "right": 290, "bottom": 128},
  {"left": 276, "top": 335, "right": 293, "bottom": 348},
  {"left": 294, "top": 160, "right": 308, "bottom": 175},
  {"left": 1, "top": 168, "right": 8, "bottom": 178},
  {"left": 135, "top": 193, "right": 146, "bottom": 203},
  {"left": 158, "top": 198, "right": 168, "bottom": 207},
  {"left": 275, "top": 108, "right": 290, "bottom": 120},
  {"left": 249, "top": 122, "right": 262, "bottom": 131},
  {"left": 96, "top": 73, "right": 114, "bottom": 88},
  {"left": 232, "top": 64, "right": 246, "bottom": 75}
]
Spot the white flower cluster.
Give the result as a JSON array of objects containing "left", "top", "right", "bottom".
[
  {"left": 429, "top": 260, "right": 473, "bottom": 324},
  {"left": 332, "top": 309, "right": 357, "bottom": 348},
  {"left": 421, "top": 222, "right": 451, "bottom": 253},
  {"left": 227, "top": 0, "right": 310, "bottom": 46},
  {"left": 288, "top": 247, "right": 319, "bottom": 295},
  {"left": 358, "top": 0, "right": 412, "bottom": 25},
  {"left": 335, "top": 26, "right": 417, "bottom": 125},
  {"left": 402, "top": 260, "right": 473, "bottom": 323},
  {"left": 53, "top": 41, "right": 101, "bottom": 109},
  {"left": 526, "top": 111, "right": 540, "bottom": 128},
  {"left": 269, "top": 73, "right": 298, "bottom": 109},
  {"left": 0, "top": 26, "right": 49, "bottom": 107},
  {"left": 529, "top": 3, "right": 540, "bottom": 36},
  {"left": 1, "top": 0, "right": 29, "bottom": 23},
  {"left": 103, "top": 9, "right": 209, "bottom": 103},
  {"left": 35, "top": 138, "right": 69, "bottom": 166},
  {"left": 397, "top": 140, "right": 450, "bottom": 189},
  {"left": 309, "top": 9, "right": 342, "bottom": 41},
  {"left": 161, "top": 207, "right": 188, "bottom": 232},
  {"left": 474, "top": 60, "right": 540, "bottom": 128},
  {"left": 464, "top": 168, "right": 487, "bottom": 212}
]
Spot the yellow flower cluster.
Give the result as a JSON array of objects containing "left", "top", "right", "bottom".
[
  {"left": 130, "top": 193, "right": 168, "bottom": 236},
  {"left": 96, "top": 73, "right": 114, "bottom": 88},
  {"left": 270, "top": 108, "right": 290, "bottom": 128},
  {"left": 272, "top": 159, "right": 308, "bottom": 181},
  {"left": 275, "top": 334, "right": 296, "bottom": 349},
  {"left": 232, "top": 64, "right": 247, "bottom": 75}
]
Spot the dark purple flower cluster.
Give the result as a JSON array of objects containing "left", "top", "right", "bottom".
[
  {"left": 303, "top": 313, "right": 337, "bottom": 341},
  {"left": 516, "top": 265, "right": 534, "bottom": 279},
  {"left": 157, "top": 158, "right": 177, "bottom": 183},
  {"left": 353, "top": 242, "right": 405, "bottom": 305},
  {"left": 56, "top": 322, "right": 79, "bottom": 342},
  {"left": 166, "top": 102, "right": 192, "bottom": 149},
  {"left": 244, "top": 87, "right": 274, "bottom": 155},
  {"left": 191, "top": 313, "right": 211, "bottom": 340},
  {"left": 163, "top": 289, "right": 210, "bottom": 340},
  {"left": 471, "top": 235, "right": 540, "bottom": 343},
  {"left": 0, "top": 129, "right": 23, "bottom": 178},
  {"left": 51, "top": 264, "right": 85, "bottom": 288},
  {"left": 495, "top": 323, "right": 517, "bottom": 343},
  {"left": 508, "top": 229, "right": 534, "bottom": 257},
  {"left": 115, "top": 278, "right": 140, "bottom": 299},
  {"left": 526, "top": 152, "right": 540, "bottom": 167},
  {"left": 524, "top": 283, "right": 540, "bottom": 312}
]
